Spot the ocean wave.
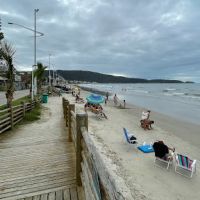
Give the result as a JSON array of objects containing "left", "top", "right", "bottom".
[
  {"left": 172, "top": 92, "right": 185, "bottom": 96},
  {"left": 163, "top": 88, "right": 176, "bottom": 92},
  {"left": 192, "top": 93, "right": 200, "bottom": 97},
  {"left": 133, "top": 89, "right": 149, "bottom": 94}
]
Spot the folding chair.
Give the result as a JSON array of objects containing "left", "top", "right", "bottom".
[
  {"left": 91, "top": 107, "right": 108, "bottom": 119},
  {"left": 154, "top": 157, "right": 173, "bottom": 170},
  {"left": 123, "top": 128, "right": 137, "bottom": 144},
  {"left": 153, "top": 141, "right": 173, "bottom": 170},
  {"left": 175, "top": 154, "right": 197, "bottom": 178}
]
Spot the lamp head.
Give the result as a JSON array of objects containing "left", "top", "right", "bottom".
[
  {"left": 8, "top": 22, "right": 13, "bottom": 25},
  {"left": 35, "top": 9, "right": 39, "bottom": 12}
]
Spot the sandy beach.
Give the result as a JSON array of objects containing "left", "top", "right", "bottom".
[{"left": 63, "top": 89, "right": 200, "bottom": 200}]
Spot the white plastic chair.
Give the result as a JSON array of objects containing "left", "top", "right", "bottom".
[
  {"left": 175, "top": 154, "right": 196, "bottom": 178},
  {"left": 154, "top": 157, "right": 173, "bottom": 170}
]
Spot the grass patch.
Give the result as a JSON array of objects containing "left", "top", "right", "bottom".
[
  {"left": 12, "top": 96, "right": 31, "bottom": 106},
  {"left": 22, "top": 103, "right": 41, "bottom": 123}
]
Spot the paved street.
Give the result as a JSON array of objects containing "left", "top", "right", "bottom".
[{"left": 0, "top": 89, "right": 29, "bottom": 105}]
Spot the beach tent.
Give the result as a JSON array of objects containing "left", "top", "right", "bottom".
[{"left": 86, "top": 94, "right": 105, "bottom": 104}]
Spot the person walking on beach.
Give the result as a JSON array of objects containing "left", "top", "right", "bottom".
[
  {"left": 123, "top": 100, "right": 126, "bottom": 108},
  {"left": 113, "top": 94, "right": 118, "bottom": 106},
  {"left": 106, "top": 92, "right": 109, "bottom": 101}
]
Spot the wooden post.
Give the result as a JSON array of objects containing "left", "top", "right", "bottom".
[
  {"left": 62, "top": 97, "right": 65, "bottom": 116},
  {"left": 21, "top": 101, "right": 26, "bottom": 117},
  {"left": 30, "top": 100, "right": 33, "bottom": 110},
  {"left": 10, "top": 106, "right": 13, "bottom": 129},
  {"left": 65, "top": 100, "right": 69, "bottom": 127},
  {"left": 76, "top": 113, "right": 88, "bottom": 186},
  {"left": 68, "top": 104, "right": 75, "bottom": 142},
  {"left": 63, "top": 99, "right": 69, "bottom": 120}
]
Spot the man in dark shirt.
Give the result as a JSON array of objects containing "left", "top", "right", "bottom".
[{"left": 153, "top": 141, "right": 175, "bottom": 160}]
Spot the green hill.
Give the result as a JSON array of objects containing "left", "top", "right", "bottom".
[{"left": 46, "top": 70, "right": 185, "bottom": 83}]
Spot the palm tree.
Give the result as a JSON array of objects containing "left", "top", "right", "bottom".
[
  {"left": 34, "top": 62, "right": 47, "bottom": 95},
  {"left": 0, "top": 41, "right": 15, "bottom": 107}
]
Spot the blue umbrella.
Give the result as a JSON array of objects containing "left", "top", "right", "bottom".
[{"left": 86, "top": 94, "right": 105, "bottom": 104}]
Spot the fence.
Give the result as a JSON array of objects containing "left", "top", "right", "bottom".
[
  {"left": 62, "top": 97, "right": 132, "bottom": 200},
  {"left": 0, "top": 100, "right": 37, "bottom": 134}
]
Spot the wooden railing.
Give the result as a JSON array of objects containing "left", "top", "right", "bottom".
[
  {"left": 0, "top": 100, "right": 37, "bottom": 134},
  {"left": 63, "top": 97, "right": 132, "bottom": 200}
]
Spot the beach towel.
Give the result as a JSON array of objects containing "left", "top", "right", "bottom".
[{"left": 137, "top": 144, "right": 154, "bottom": 153}]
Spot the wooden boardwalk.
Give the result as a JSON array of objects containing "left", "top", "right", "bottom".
[{"left": 0, "top": 97, "right": 83, "bottom": 200}]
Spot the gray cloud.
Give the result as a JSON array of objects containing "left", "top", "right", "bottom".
[{"left": 1, "top": 0, "right": 200, "bottom": 82}]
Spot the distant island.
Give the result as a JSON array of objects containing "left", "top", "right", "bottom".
[{"left": 48, "top": 70, "right": 194, "bottom": 83}]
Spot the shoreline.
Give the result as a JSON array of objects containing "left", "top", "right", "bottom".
[{"left": 79, "top": 86, "right": 200, "bottom": 148}]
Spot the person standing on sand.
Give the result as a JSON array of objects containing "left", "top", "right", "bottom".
[
  {"left": 113, "top": 94, "right": 118, "bottom": 106},
  {"left": 123, "top": 100, "right": 126, "bottom": 108},
  {"left": 106, "top": 92, "right": 109, "bottom": 100}
]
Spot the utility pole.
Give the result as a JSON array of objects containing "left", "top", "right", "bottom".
[
  {"left": 33, "top": 9, "right": 39, "bottom": 97},
  {"left": 7, "top": 12, "right": 44, "bottom": 100},
  {"left": 48, "top": 53, "right": 51, "bottom": 86},
  {"left": 52, "top": 64, "right": 55, "bottom": 86}
]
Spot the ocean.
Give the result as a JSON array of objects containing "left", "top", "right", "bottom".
[{"left": 80, "top": 83, "right": 200, "bottom": 125}]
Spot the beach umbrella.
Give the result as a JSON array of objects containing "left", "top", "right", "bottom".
[{"left": 86, "top": 94, "right": 105, "bottom": 104}]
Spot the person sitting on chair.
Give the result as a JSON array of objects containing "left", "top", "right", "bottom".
[
  {"left": 91, "top": 104, "right": 108, "bottom": 119},
  {"left": 75, "top": 94, "right": 84, "bottom": 103},
  {"left": 153, "top": 141, "right": 175, "bottom": 161}
]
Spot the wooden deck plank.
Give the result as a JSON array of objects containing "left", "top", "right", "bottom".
[
  {"left": 48, "top": 192, "right": 56, "bottom": 200},
  {"left": 0, "top": 180, "right": 76, "bottom": 199},
  {"left": 24, "top": 197, "right": 33, "bottom": 200},
  {"left": 55, "top": 190, "right": 63, "bottom": 200},
  {"left": 63, "top": 189, "right": 70, "bottom": 200},
  {"left": 40, "top": 193, "right": 48, "bottom": 200},
  {"left": 77, "top": 187, "right": 85, "bottom": 200},
  {"left": 0, "top": 176, "right": 76, "bottom": 196},
  {"left": 70, "top": 187, "right": 78, "bottom": 200},
  {"left": 16, "top": 187, "right": 80, "bottom": 200},
  {"left": 32, "top": 195, "right": 40, "bottom": 200},
  {"left": 0, "top": 97, "right": 83, "bottom": 200}
]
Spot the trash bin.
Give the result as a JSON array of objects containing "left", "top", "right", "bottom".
[{"left": 42, "top": 94, "right": 48, "bottom": 103}]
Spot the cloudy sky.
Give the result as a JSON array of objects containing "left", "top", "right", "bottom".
[{"left": 0, "top": 0, "right": 200, "bottom": 82}]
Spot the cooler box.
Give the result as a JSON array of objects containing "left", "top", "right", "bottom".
[{"left": 42, "top": 94, "right": 48, "bottom": 103}]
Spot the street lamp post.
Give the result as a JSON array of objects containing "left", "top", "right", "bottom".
[
  {"left": 8, "top": 9, "right": 44, "bottom": 100},
  {"left": 48, "top": 54, "right": 51, "bottom": 86},
  {"left": 34, "top": 9, "right": 39, "bottom": 96}
]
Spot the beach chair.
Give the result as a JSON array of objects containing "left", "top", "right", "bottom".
[
  {"left": 123, "top": 128, "right": 137, "bottom": 144},
  {"left": 175, "top": 154, "right": 196, "bottom": 178},
  {"left": 154, "top": 157, "right": 173, "bottom": 170},
  {"left": 153, "top": 142, "right": 173, "bottom": 170},
  {"left": 91, "top": 107, "right": 108, "bottom": 119}
]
